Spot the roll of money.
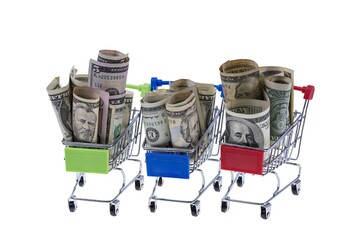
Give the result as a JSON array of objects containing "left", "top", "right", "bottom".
[
  {"left": 107, "top": 92, "right": 126, "bottom": 144},
  {"left": 196, "top": 83, "right": 216, "bottom": 129},
  {"left": 169, "top": 79, "right": 195, "bottom": 92},
  {"left": 72, "top": 87, "right": 100, "bottom": 143},
  {"left": 220, "top": 59, "right": 262, "bottom": 103},
  {"left": 74, "top": 87, "right": 109, "bottom": 144},
  {"left": 97, "top": 49, "right": 129, "bottom": 64},
  {"left": 122, "top": 90, "right": 134, "bottom": 131},
  {"left": 47, "top": 77, "right": 73, "bottom": 141},
  {"left": 225, "top": 99, "right": 270, "bottom": 150},
  {"left": 141, "top": 91, "right": 172, "bottom": 147},
  {"left": 88, "top": 58, "right": 129, "bottom": 96},
  {"left": 70, "top": 66, "right": 88, "bottom": 88},
  {"left": 264, "top": 76, "right": 292, "bottom": 143},
  {"left": 260, "top": 66, "right": 294, "bottom": 124},
  {"left": 166, "top": 91, "right": 200, "bottom": 148}
]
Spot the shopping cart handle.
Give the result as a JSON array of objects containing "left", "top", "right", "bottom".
[
  {"left": 151, "top": 77, "right": 170, "bottom": 91},
  {"left": 126, "top": 83, "right": 151, "bottom": 97},
  {"left": 213, "top": 84, "right": 224, "bottom": 98},
  {"left": 294, "top": 85, "right": 315, "bottom": 100}
]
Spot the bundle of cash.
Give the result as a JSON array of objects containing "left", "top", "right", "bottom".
[{"left": 220, "top": 59, "right": 262, "bottom": 103}]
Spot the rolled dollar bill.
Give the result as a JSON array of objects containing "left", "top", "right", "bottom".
[
  {"left": 264, "top": 76, "right": 292, "bottom": 143},
  {"left": 169, "top": 79, "right": 195, "bottom": 92},
  {"left": 88, "top": 58, "right": 129, "bottom": 95},
  {"left": 141, "top": 91, "right": 172, "bottom": 147},
  {"left": 173, "top": 85, "right": 206, "bottom": 136},
  {"left": 97, "top": 49, "right": 129, "bottom": 64},
  {"left": 73, "top": 87, "right": 109, "bottom": 144},
  {"left": 70, "top": 66, "right": 88, "bottom": 88},
  {"left": 196, "top": 83, "right": 216, "bottom": 129},
  {"left": 72, "top": 87, "right": 100, "bottom": 143},
  {"left": 122, "top": 90, "right": 134, "bottom": 131},
  {"left": 47, "top": 77, "right": 73, "bottom": 141},
  {"left": 260, "top": 66, "right": 294, "bottom": 124},
  {"left": 220, "top": 59, "right": 262, "bottom": 103},
  {"left": 225, "top": 99, "right": 270, "bottom": 150},
  {"left": 166, "top": 91, "right": 201, "bottom": 148},
  {"left": 107, "top": 92, "right": 126, "bottom": 144}
]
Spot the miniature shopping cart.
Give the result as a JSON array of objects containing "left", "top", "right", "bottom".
[
  {"left": 143, "top": 77, "right": 224, "bottom": 216},
  {"left": 220, "top": 85, "right": 315, "bottom": 219},
  {"left": 63, "top": 108, "right": 143, "bottom": 216}
]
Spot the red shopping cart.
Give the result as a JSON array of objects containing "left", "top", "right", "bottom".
[{"left": 220, "top": 85, "right": 315, "bottom": 219}]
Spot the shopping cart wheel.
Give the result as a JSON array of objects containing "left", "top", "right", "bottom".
[
  {"left": 221, "top": 200, "right": 229, "bottom": 213},
  {"left": 213, "top": 176, "right": 222, "bottom": 192},
  {"left": 149, "top": 200, "right": 157, "bottom": 213},
  {"left": 79, "top": 174, "right": 86, "bottom": 187},
  {"left": 135, "top": 175, "right": 144, "bottom": 191},
  {"left": 110, "top": 200, "right": 120, "bottom": 216},
  {"left": 291, "top": 179, "right": 301, "bottom": 195},
  {"left": 190, "top": 200, "right": 200, "bottom": 217},
  {"left": 68, "top": 197, "right": 77, "bottom": 213},
  {"left": 261, "top": 203, "right": 271, "bottom": 220},
  {"left": 236, "top": 174, "right": 244, "bottom": 187},
  {"left": 157, "top": 177, "right": 164, "bottom": 187}
]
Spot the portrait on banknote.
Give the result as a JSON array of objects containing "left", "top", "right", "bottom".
[
  {"left": 72, "top": 102, "right": 99, "bottom": 143},
  {"left": 179, "top": 105, "right": 200, "bottom": 147},
  {"left": 225, "top": 117, "right": 264, "bottom": 148}
]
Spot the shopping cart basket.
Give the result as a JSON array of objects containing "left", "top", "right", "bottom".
[
  {"left": 143, "top": 77, "right": 224, "bottom": 216},
  {"left": 63, "top": 108, "right": 143, "bottom": 216},
  {"left": 220, "top": 85, "right": 314, "bottom": 219}
]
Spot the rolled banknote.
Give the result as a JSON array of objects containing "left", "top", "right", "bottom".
[
  {"left": 260, "top": 66, "right": 294, "bottom": 124},
  {"left": 225, "top": 99, "right": 270, "bottom": 150},
  {"left": 169, "top": 79, "right": 195, "bottom": 92},
  {"left": 47, "top": 77, "right": 73, "bottom": 141},
  {"left": 141, "top": 91, "right": 172, "bottom": 147},
  {"left": 122, "top": 90, "right": 134, "bottom": 131},
  {"left": 264, "top": 76, "right": 292, "bottom": 143},
  {"left": 166, "top": 91, "right": 200, "bottom": 148},
  {"left": 196, "top": 83, "right": 216, "bottom": 129},
  {"left": 88, "top": 58, "right": 129, "bottom": 95},
  {"left": 70, "top": 66, "right": 88, "bottom": 88},
  {"left": 174, "top": 85, "right": 206, "bottom": 136},
  {"left": 74, "top": 87, "right": 109, "bottom": 144},
  {"left": 97, "top": 49, "right": 129, "bottom": 64},
  {"left": 107, "top": 92, "right": 126, "bottom": 144},
  {"left": 220, "top": 59, "right": 262, "bottom": 103},
  {"left": 72, "top": 87, "right": 100, "bottom": 143}
]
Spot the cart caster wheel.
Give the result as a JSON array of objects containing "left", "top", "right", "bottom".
[
  {"left": 157, "top": 177, "right": 163, "bottom": 187},
  {"left": 135, "top": 175, "right": 144, "bottom": 191},
  {"left": 110, "top": 200, "right": 120, "bottom": 216},
  {"left": 221, "top": 200, "right": 229, "bottom": 213},
  {"left": 291, "top": 179, "right": 301, "bottom": 195},
  {"left": 79, "top": 174, "right": 86, "bottom": 187},
  {"left": 236, "top": 174, "right": 244, "bottom": 187},
  {"left": 190, "top": 200, "right": 200, "bottom": 217},
  {"left": 213, "top": 176, "right": 222, "bottom": 192},
  {"left": 68, "top": 197, "right": 77, "bottom": 212},
  {"left": 261, "top": 203, "right": 271, "bottom": 220},
  {"left": 149, "top": 200, "right": 157, "bottom": 213}
]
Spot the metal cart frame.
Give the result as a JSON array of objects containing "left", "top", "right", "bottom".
[
  {"left": 220, "top": 85, "right": 315, "bottom": 219},
  {"left": 63, "top": 108, "right": 143, "bottom": 216},
  {"left": 143, "top": 79, "right": 225, "bottom": 216}
]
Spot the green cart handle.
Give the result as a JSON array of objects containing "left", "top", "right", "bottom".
[{"left": 126, "top": 83, "right": 151, "bottom": 97}]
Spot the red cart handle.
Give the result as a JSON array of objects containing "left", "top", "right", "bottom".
[{"left": 294, "top": 85, "right": 315, "bottom": 100}]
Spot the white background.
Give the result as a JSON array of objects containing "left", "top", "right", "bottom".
[{"left": 1, "top": 0, "right": 359, "bottom": 239}]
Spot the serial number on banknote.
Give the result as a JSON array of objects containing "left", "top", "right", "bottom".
[
  {"left": 92, "top": 73, "right": 126, "bottom": 80},
  {"left": 144, "top": 120, "right": 168, "bottom": 127}
]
